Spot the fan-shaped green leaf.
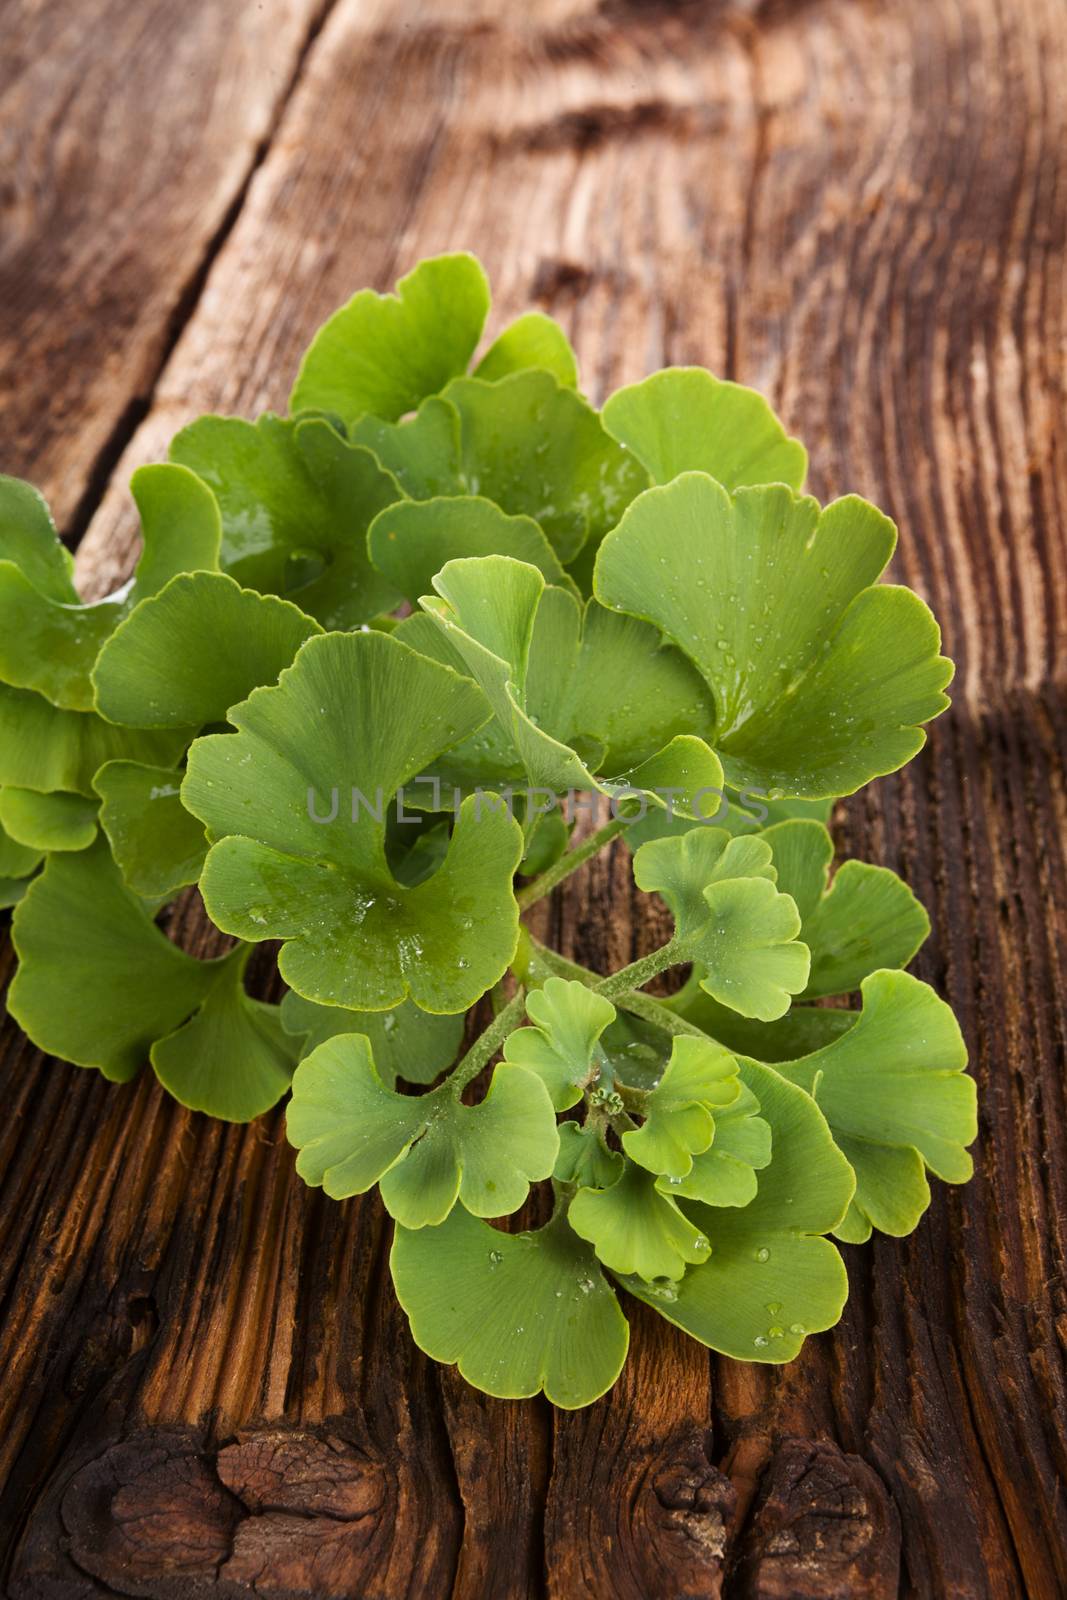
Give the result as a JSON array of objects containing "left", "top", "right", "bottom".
[
  {"left": 93, "top": 572, "right": 322, "bottom": 729},
  {"left": 632, "top": 828, "right": 809, "bottom": 1020},
  {"left": 151, "top": 943, "right": 297, "bottom": 1121},
  {"left": 622, "top": 1035, "right": 742, "bottom": 1179},
  {"left": 625, "top": 1060, "right": 853, "bottom": 1359},
  {"left": 8, "top": 838, "right": 293, "bottom": 1114},
  {"left": 502, "top": 976, "right": 616, "bottom": 1110},
  {"left": 286, "top": 1032, "right": 558, "bottom": 1224},
  {"left": 391, "top": 1206, "right": 628, "bottom": 1407},
  {"left": 656, "top": 1079, "right": 771, "bottom": 1208},
  {"left": 775, "top": 969, "right": 976, "bottom": 1238},
  {"left": 183, "top": 630, "right": 523, "bottom": 1012},
  {"left": 8, "top": 838, "right": 219, "bottom": 1082},
  {"left": 0, "top": 473, "right": 77, "bottom": 601},
  {"left": 279, "top": 990, "right": 463, "bottom": 1087},
  {"left": 762, "top": 820, "right": 929, "bottom": 997},
  {"left": 170, "top": 414, "right": 403, "bottom": 627},
  {"left": 0, "top": 817, "right": 43, "bottom": 879},
  {"left": 595, "top": 474, "right": 953, "bottom": 797},
  {"left": 473, "top": 311, "right": 579, "bottom": 388},
  {"left": 290, "top": 253, "right": 490, "bottom": 426},
  {"left": 94, "top": 761, "right": 207, "bottom": 899},
  {"left": 569, "top": 1160, "right": 712, "bottom": 1281},
  {"left": 0, "top": 787, "right": 97, "bottom": 852},
  {"left": 422, "top": 555, "right": 720, "bottom": 806},
  {"left": 0, "top": 465, "right": 221, "bottom": 711},
  {"left": 355, "top": 372, "right": 647, "bottom": 566},
  {"left": 554, "top": 1121, "right": 625, "bottom": 1189},
  {"left": 368, "top": 495, "right": 574, "bottom": 601},
  {"left": 602, "top": 368, "right": 807, "bottom": 490},
  {"left": 0, "top": 682, "right": 189, "bottom": 796}
]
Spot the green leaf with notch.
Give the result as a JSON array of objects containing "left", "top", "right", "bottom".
[
  {"left": 391, "top": 1205, "right": 628, "bottom": 1408},
  {"left": 286, "top": 1032, "right": 558, "bottom": 1224},
  {"left": 624, "top": 1059, "right": 853, "bottom": 1359},
  {"left": 761, "top": 819, "right": 930, "bottom": 998},
  {"left": 774, "top": 969, "right": 976, "bottom": 1241},
  {"left": 290, "top": 253, "right": 491, "bottom": 426},
  {"left": 0, "top": 465, "right": 221, "bottom": 710},
  {"left": 569, "top": 1160, "right": 713, "bottom": 1281},
  {"left": 595, "top": 474, "right": 953, "bottom": 798},
  {"left": 502, "top": 976, "right": 616, "bottom": 1110},
  {"left": 170, "top": 414, "right": 403, "bottom": 627},
  {"left": 633, "top": 827, "right": 810, "bottom": 1020},
  {"left": 355, "top": 371, "right": 648, "bottom": 566},
  {"left": 621, "top": 1034, "right": 744, "bottom": 1179},
  {"left": 183, "top": 630, "right": 523, "bottom": 1012},
  {"left": 421, "top": 554, "right": 720, "bottom": 807}
]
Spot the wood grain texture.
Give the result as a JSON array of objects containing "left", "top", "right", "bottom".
[
  {"left": 0, "top": 0, "right": 330, "bottom": 531},
  {"left": 2, "top": 0, "right": 1066, "bottom": 1595}
]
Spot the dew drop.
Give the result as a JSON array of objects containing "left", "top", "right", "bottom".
[
  {"left": 753, "top": 1334, "right": 770, "bottom": 1348},
  {"left": 488, "top": 1249, "right": 503, "bottom": 1267},
  {"left": 755, "top": 1246, "right": 771, "bottom": 1263},
  {"left": 790, "top": 1322, "right": 806, "bottom": 1335}
]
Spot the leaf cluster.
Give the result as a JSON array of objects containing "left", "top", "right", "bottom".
[{"left": 0, "top": 253, "right": 974, "bottom": 1406}]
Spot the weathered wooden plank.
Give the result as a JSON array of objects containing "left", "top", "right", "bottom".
[
  {"left": 0, "top": 0, "right": 331, "bottom": 530},
  {"left": 2, "top": 0, "right": 1066, "bottom": 1595}
]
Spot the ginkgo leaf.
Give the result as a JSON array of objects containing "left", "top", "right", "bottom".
[
  {"left": 286, "top": 1032, "right": 558, "bottom": 1225},
  {"left": 473, "top": 311, "right": 579, "bottom": 389},
  {"left": 8, "top": 838, "right": 294, "bottom": 1115},
  {"left": 761, "top": 820, "right": 930, "bottom": 997},
  {"left": 279, "top": 990, "right": 464, "bottom": 1087},
  {"left": 391, "top": 1205, "right": 628, "bottom": 1408},
  {"left": 602, "top": 368, "right": 807, "bottom": 490},
  {"left": 632, "top": 828, "right": 810, "bottom": 1020},
  {"left": 151, "top": 943, "right": 297, "bottom": 1121},
  {"left": 368, "top": 495, "right": 575, "bottom": 601},
  {"left": 0, "top": 787, "right": 97, "bottom": 852},
  {"left": 621, "top": 1035, "right": 741, "bottom": 1178},
  {"left": 290, "top": 253, "right": 491, "bottom": 426},
  {"left": 0, "top": 682, "right": 189, "bottom": 797},
  {"left": 631, "top": 828, "right": 777, "bottom": 936},
  {"left": 8, "top": 838, "right": 219, "bottom": 1082},
  {"left": 0, "top": 817, "right": 43, "bottom": 880},
  {"left": 595, "top": 474, "right": 953, "bottom": 798},
  {"left": 554, "top": 1121, "right": 625, "bottom": 1189},
  {"left": 93, "top": 572, "right": 322, "bottom": 729},
  {"left": 624, "top": 1060, "right": 853, "bottom": 1360},
  {"left": 502, "top": 976, "right": 616, "bottom": 1110},
  {"left": 774, "top": 969, "right": 976, "bottom": 1239},
  {"left": 0, "top": 465, "right": 221, "bottom": 711},
  {"left": 0, "top": 473, "right": 77, "bottom": 600},
  {"left": 183, "top": 630, "right": 524, "bottom": 1013},
  {"left": 94, "top": 761, "right": 207, "bottom": 899},
  {"left": 656, "top": 1079, "right": 771, "bottom": 1208},
  {"left": 170, "top": 414, "right": 403, "bottom": 627},
  {"left": 354, "top": 371, "right": 648, "bottom": 566},
  {"left": 421, "top": 555, "right": 721, "bottom": 807},
  {"left": 568, "top": 1160, "right": 713, "bottom": 1281}
]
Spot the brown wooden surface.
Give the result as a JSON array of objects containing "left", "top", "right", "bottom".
[{"left": 2, "top": 0, "right": 1066, "bottom": 1594}]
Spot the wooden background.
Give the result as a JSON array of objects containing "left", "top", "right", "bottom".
[{"left": 1, "top": 0, "right": 1065, "bottom": 1593}]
